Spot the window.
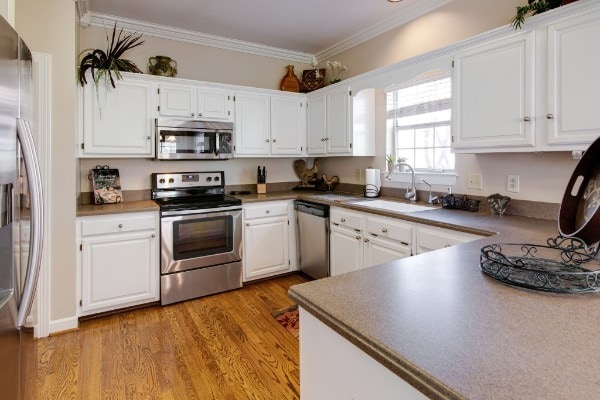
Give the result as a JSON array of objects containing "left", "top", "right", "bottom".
[{"left": 386, "top": 72, "right": 454, "bottom": 172}]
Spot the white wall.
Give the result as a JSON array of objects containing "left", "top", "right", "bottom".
[
  {"left": 79, "top": 26, "right": 311, "bottom": 90},
  {"left": 0, "top": 0, "right": 14, "bottom": 26},
  {"left": 16, "top": 0, "right": 78, "bottom": 325},
  {"left": 315, "top": 0, "right": 581, "bottom": 204},
  {"left": 79, "top": 158, "right": 305, "bottom": 192}
]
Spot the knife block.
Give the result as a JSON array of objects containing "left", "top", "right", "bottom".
[{"left": 257, "top": 183, "right": 267, "bottom": 194}]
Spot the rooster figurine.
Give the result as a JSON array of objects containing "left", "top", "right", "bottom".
[
  {"left": 294, "top": 159, "right": 319, "bottom": 187},
  {"left": 321, "top": 174, "right": 340, "bottom": 191}
]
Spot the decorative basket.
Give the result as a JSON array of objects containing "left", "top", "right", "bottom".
[
  {"left": 441, "top": 194, "right": 481, "bottom": 212},
  {"left": 480, "top": 236, "right": 600, "bottom": 293}
]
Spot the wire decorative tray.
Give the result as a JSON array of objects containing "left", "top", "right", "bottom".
[
  {"left": 480, "top": 236, "right": 600, "bottom": 293},
  {"left": 441, "top": 194, "right": 481, "bottom": 212}
]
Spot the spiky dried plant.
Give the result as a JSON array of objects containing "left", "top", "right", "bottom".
[{"left": 79, "top": 22, "right": 144, "bottom": 88}]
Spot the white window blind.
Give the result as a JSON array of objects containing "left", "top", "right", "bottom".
[{"left": 386, "top": 72, "right": 454, "bottom": 172}]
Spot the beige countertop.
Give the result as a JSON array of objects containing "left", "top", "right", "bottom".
[
  {"left": 76, "top": 192, "right": 600, "bottom": 398},
  {"left": 76, "top": 200, "right": 159, "bottom": 217},
  {"left": 288, "top": 201, "right": 600, "bottom": 400}
]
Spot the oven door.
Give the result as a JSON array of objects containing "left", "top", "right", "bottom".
[{"left": 161, "top": 206, "right": 242, "bottom": 274}]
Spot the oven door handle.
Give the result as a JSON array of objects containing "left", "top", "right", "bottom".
[{"left": 161, "top": 205, "right": 242, "bottom": 217}]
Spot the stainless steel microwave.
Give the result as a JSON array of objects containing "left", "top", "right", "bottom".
[{"left": 155, "top": 118, "right": 234, "bottom": 160}]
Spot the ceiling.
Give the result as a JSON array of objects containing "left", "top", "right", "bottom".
[{"left": 85, "top": 0, "right": 451, "bottom": 61}]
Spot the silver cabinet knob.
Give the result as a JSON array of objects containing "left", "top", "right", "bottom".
[
  {"left": 355, "top": 236, "right": 361, "bottom": 240},
  {"left": 272, "top": 139, "right": 277, "bottom": 142},
  {"left": 340, "top": 218, "right": 346, "bottom": 222},
  {"left": 118, "top": 224, "right": 123, "bottom": 228},
  {"left": 265, "top": 210, "right": 270, "bottom": 214},
  {"left": 199, "top": 113, "right": 203, "bottom": 117},
  {"left": 320, "top": 138, "right": 325, "bottom": 141},
  {"left": 546, "top": 113, "right": 554, "bottom": 120},
  {"left": 191, "top": 113, "right": 195, "bottom": 117},
  {"left": 364, "top": 238, "right": 369, "bottom": 243},
  {"left": 147, "top": 136, "right": 151, "bottom": 140},
  {"left": 151, "top": 234, "right": 155, "bottom": 238},
  {"left": 265, "top": 139, "right": 270, "bottom": 142},
  {"left": 381, "top": 228, "right": 388, "bottom": 233},
  {"left": 246, "top": 223, "right": 250, "bottom": 226},
  {"left": 523, "top": 116, "right": 531, "bottom": 122}
]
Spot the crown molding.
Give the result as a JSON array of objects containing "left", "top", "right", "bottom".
[
  {"left": 87, "top": 12, "right": 314, "bottom": 64},
  {"left": 315, "top": 0, "right": 454, "bottom": 62},
  {"left": 75, "top": 0, "right": 91, "bottom": 27}
]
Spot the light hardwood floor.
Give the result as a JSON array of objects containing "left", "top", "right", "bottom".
[{"left": 22, "top": 274, "right": 308, "bottom": 400}]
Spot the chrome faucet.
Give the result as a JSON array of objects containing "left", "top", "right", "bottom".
[
  {"left": 385, "top": 162, "right": 416, "bottom": 202},
  {"left": 421, "top": 179, "right": 438, "bottom": 204}
]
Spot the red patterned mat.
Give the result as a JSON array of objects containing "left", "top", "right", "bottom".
[{"left": 272, "top": 304, "right": 299, "bottom": 338}]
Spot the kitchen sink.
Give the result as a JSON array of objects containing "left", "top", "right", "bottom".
[{"left": 353, "top": 199, "right": 436, "bottom": 213}]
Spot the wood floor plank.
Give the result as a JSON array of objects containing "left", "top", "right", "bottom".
[{"left": 23, "top": 273, "right": 308, "bottom": 399}]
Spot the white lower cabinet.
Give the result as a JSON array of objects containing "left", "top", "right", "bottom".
[
  {"left": 330, "top": 208, "right": 413, "bottom": 276},
  {"left": 330, "top": 206, "right": 487, "bottom": 275},
  {"left": 415, "top": 224, "right": 483, "bottom": 254},
  {"left": 300, "top": 308, "right": 429, "bottom": 400},
  {"left": 77, "top": 212, "right": 159, "bottom": 316},
  {"left": 330, "top": 224, "right": 364, "bottom": 276},
  {"left": 243, "top": 200, "right": 297, "bottom": 281}
]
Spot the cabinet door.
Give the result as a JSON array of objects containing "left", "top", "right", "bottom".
[
  {"left": 82, "top": 79, "right": 155, "bottom": 157},
  {"left": 244, "top": 216, "right": 289, "bottom": 280},
  {"left": 452, "top": 32, "right": 535, "bottom": 150},
  {"left": 307, "top": 94, "right": 327, "bottom": 155},
  {"left": 330, "top": 225, "right": 363, "bottom": 276},
  {"left": 234, "top": 93, "right": 270, "bottom": 156},
  {"left": 158, "top": 84, "right": 196, "bottom": 118},
  {"left": 81, "top": 231, "right": 158, "bottom": 315},
  {"left": 364, "top": 236, "right": 412, "bottom": 269},
  {"left": 197, "top": 88, "right": 233, "bottom": 121},
  {"left": 547, "top": 11, "right": 600, "bottom": 145},
  {"left": 327, "top": 86, "right": 352, "bottom": 154},
  {"left": 416, "top": 225, "right": 482, "bottom": 255},
  {"left": 270, "top": 96, "right": 305, "bottom": 155}
]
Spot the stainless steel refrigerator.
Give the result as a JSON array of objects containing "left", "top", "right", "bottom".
[{"left": 0, "top": 15, "right": 44, "bottom": 400}]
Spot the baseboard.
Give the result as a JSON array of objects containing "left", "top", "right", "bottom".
[{"left": 49, "top": 316, "right": 79, "bottom": 335}]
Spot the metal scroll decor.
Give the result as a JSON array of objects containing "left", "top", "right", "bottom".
[{"left": 480, "top": 236, "right": 600, "bottom": 293}]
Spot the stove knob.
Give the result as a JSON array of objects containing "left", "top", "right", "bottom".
[
  {"left": 206, "top": 177, "right": 212, "bottom": 182},
  {"left": 214, "top": 176, "right": 220, "bottom": 182},
  {"left": 169, "top": 178, "right": 175, "bottom": 183},
  {"left": 159, "top": 179, "right": 165, "bottom": 184}
]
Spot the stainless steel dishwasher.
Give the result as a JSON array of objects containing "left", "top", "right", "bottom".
[{"left": 294, "top": 200, "right": 329, "bottom": 279}]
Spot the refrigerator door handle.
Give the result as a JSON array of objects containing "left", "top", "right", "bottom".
[{"left": 16, "top": 118, "right": 44, "bottom": 328}]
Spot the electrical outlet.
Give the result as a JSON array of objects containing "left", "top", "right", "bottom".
[
  {"left": 507, "top": 175, "right": 520, "bottom": 193},
  {"left": 467, "top": 174, "right": 482, "bottom": 190}
]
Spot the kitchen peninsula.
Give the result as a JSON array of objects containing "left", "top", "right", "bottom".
[{"left": 289, "top": 206, "right": 600, "bottom": 400}]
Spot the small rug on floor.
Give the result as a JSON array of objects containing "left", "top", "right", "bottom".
[{"left": 272, "top": 305, "right": 299, "bottom": 338}]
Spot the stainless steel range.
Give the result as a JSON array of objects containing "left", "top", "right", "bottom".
[{"left": 152, "top": 171, "right": 242, "bottom": 305}]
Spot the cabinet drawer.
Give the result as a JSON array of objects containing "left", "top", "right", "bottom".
[
  {"left": 81, "top": 213, "right": 156, "bottom": 236},
  {"left": 330, "top": 208, "right": 363, "bottom": 232},
  {"left": 244, "top": 201, "right": 289, "bottom": 219},
  {"left": 365, "top": 215, "right": 413, "bottom": 245}
]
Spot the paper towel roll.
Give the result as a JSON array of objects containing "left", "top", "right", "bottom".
[{"left": 364, "top": 168, "right": 381, "bottom": 197}]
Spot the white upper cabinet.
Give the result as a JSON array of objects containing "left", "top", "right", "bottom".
[
  {"left": 234, "top": 92, "right": 271, "bottom": 156},
  {"left": 270, "top": 95, "right": 306, "bottom": 155},
  {"left": 452, "top": 31, "right": 536, "bottom": 150},
  {"left": 546, "top": 10, "right": 600, "bottom": 145},
  {"left": 158, "top": 83, "right": 233, "bottom": 121},
  {"left": 307, "top": 93, "right": 327, "bottom": 154},
  {"left": 234, "top": 91, "right": 306, "bottom": 157},
  {"left": 452, "top": 5, "right": 600, "bottom": 152},
  {"left": 80, "top": 76, "right": 156, "bottom": 157},
  {"left": 307, "top": 86, "right": 375, "bottom": 156},
  {"left": 326, "top": 85, "right": 352, "bottom": 154}
]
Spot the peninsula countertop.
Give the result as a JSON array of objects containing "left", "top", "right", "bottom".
[{"left": 288, "top": 204, "right": 600, "bottom": 400}]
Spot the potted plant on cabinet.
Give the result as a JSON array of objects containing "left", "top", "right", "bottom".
[
  {"left": 78, "top": 22, "right": 144, "bottom": 88},
  {"left": 511, "top": 0, "right": 578, "bottom": 29}
]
